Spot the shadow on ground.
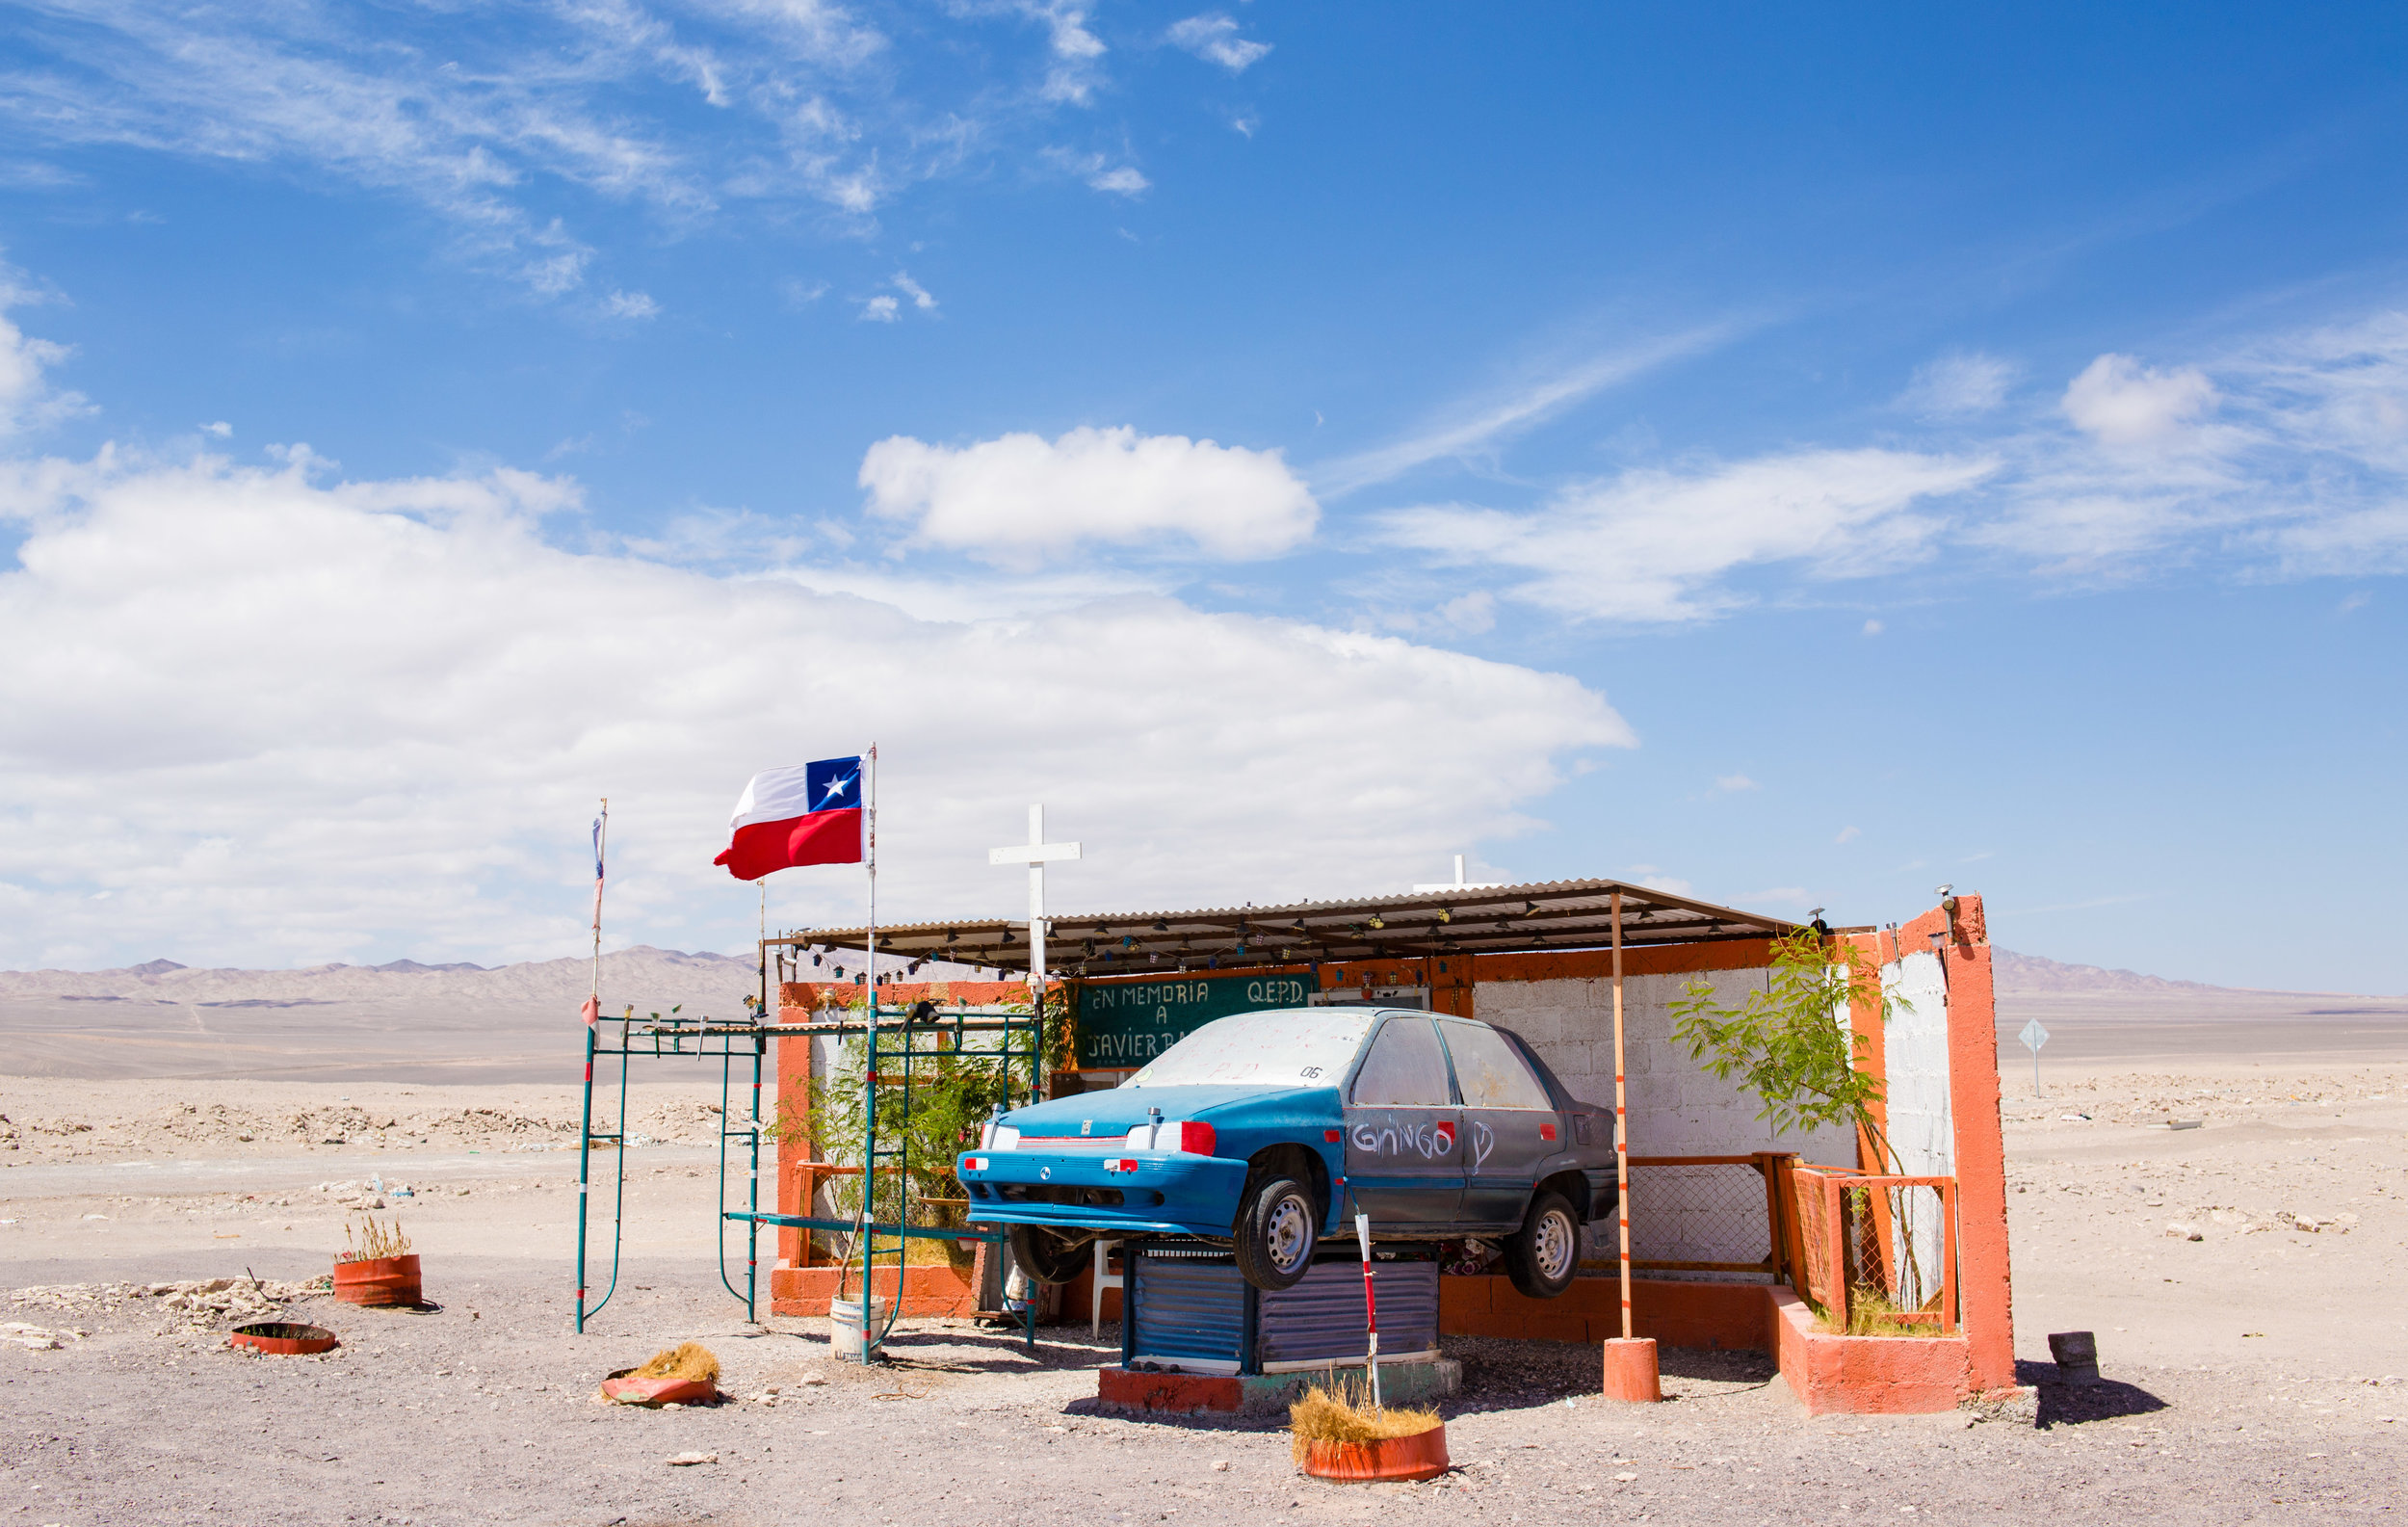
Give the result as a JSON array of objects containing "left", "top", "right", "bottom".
[{"left": 2016, "top": 1358, "right": 2170, "bottom": 1428}]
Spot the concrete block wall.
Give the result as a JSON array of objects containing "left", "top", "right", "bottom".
[{"left": 1475, "top": 970, "right": 1859, "bottom": 1165}]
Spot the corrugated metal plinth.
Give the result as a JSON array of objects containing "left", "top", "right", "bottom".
[{"left": 1126, "top": 1245, "right": 1439, "bottom": 1375}]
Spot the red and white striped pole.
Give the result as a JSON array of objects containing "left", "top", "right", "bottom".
[{"left": 1355, "top": 1212, "right": 1381, "bottom": 1409}]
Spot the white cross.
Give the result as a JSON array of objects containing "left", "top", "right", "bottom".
[{"left": 988, "top": 804, "right": 1080, "bottom": 988}]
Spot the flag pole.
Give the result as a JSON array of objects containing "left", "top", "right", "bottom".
[
  {"left": 858, "top": 745, "right": 877, "bottom": 1363},
  {"left": 589, "top": 799, "right": 608, "bottom": 1009},
  {"left": 576, "top": 797, "right": 607, "bottom": 1333}
]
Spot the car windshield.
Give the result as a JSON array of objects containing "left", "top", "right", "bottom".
[{"left": 1123, "top": 1009, "right": 1374, "bottom": 1090}]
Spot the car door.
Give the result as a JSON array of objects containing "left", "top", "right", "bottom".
[
  {"left": 1439, "top": 1018, "right": 1564, "bottom": 1228},
  {"left": 1341, "top": 1014, "right": 1464, "bottom": 1229}
]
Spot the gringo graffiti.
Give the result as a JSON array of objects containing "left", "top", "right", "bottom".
[{"left": 1350, "top": 1116, "right": 1487, "bottom": 1162}]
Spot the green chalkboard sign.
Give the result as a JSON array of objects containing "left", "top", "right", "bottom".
[{"left": 1074, "top": 972, "right": 1317, "bottom": 1068}]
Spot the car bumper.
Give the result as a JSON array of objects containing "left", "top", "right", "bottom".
[{"left": 957, "top": 1148, "right": 1249, "bottom": 1238}]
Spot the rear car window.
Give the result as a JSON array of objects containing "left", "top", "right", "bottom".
[
  {"left": 1348, "top": 1016, "right": 1455, "bottom": 1107},
  {"left": 1124, "top": 1009, "right": 1374, "bottom": 1089},
  {"left": 1440, "top": 1020, "right": 1554, "bottom": 1110}
]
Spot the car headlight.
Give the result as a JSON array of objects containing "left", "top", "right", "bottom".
[{"left": 1123, "top": 1120, "right": 1215, "bottom": 1155}]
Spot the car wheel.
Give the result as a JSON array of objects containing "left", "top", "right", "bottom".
[
  {"left": 1504, "top": 1189, "right": 1580, "bottom": 1299},
  {"left": 1008, "top": 1224, "right": 1092, "bottom": 1285},
  {"left": 1233, "top": 1175, "right": 1319, "bottom": 1291}
]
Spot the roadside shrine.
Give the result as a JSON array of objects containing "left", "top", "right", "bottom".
[{"left": 762, "top": 878, "right": 2015, "bottom": 1415}]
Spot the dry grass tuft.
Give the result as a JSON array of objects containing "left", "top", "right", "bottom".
[
  {"left": 1834, "top": 1286, "right": 1941, "bottom": 1337},
  {"left": 630, "top": 1342, "right": 720, "bottom": 1384},
  {"left": 336, "top": 1215, "right": 410, "bottom": 1263},
  {"left": 1287, "top": 1377, "right": 1440, "bottom": 1462}
]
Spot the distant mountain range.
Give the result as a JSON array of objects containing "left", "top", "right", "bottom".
[
  {"left": 1988, "top": 949, "right": 2238, "bottom": 996},
  {"left": 1, "top": 943, "right": 2285, "bottom": 1004},
  {"left": 0, "top": 944, "right": 765, "bottom": 1014}
]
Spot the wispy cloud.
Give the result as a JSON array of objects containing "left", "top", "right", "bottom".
[
  {"left": 1368, "top": 303, "right": 2408, "bottom": 622},
  {"left": 1168, "top": 13, "right": 1272, "bottom": 72},
  {"left": 1897, "top": 350, "right": 2018, "bottom": 417},
  {"left": 1313, "top": 323, "right": 1745, "bottom": 496},
  {"left": 0, "top": 1, "right": 1159, "bottom": 294},
  {"left": 1044, "top": 147, "right": 1150, "bottom": 196},
  {"left": 1379, "top": 447, "right": 1996, "bottom": 623},
  {"left": 0, "top": 268, "right": 91, "bottom": 436}
]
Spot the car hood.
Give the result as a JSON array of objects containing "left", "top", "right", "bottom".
[{"left": 1003, "top": 1084, "right": 1321, "bottom": 1138}]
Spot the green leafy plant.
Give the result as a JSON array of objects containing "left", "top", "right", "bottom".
[{"left": 1667, "top": 925, "right": 1909, "bottom": 1167}]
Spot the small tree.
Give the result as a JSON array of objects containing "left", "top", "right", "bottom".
[{"left": 1666, "top": 925, "right": 1907, "bottom": 1169}]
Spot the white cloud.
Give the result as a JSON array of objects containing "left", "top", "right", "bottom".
[
  {"left": 602, "top": 289, "right": 662, "bottom": 320},
  {"left": 1024, "top": 2, "right": 1109, "bottom": 104},
  {"left": 858, "top": 425, "right": 1319, "bottom": 566},
  {"left": 200, "top": 421, "right": 232, "bottom": 438},
  {"left": 891, "top": 272, "right": 938, "bottom": 311},
  {"left": 1379, "top": 448, "right": 1997, "bottom": 623},
  {"left": 1168, "top": 14, "right": 1272, "bottom": 72},
  {"left": 1861, "top": 618, "right": 1883, "bottom": 636},
  {"left": 1047, "top": 148, "right": 1150, "bottom": 196},
  {"left": 1897, "top": 351, "right": 2017, "bottom": 417},
  {"left": 1315, "top": 323, "right": 1745, "bottom": 496},
  {"left": 1434, "top": 590, "right": 1495, "bottom": 635},
  {"left": 1087, "top": 165, "right": 1150, "bottom": 196},
  {"left": 0, "top": 447, "right": 1629, "bottom": 967},
  {"left": 1714, "top": 775, "right": 1759, "bottom": 793},
  {"left": 1834, "top": 826, "right": 1860, "bottom": 844},
  {"left": 2060, "top": 354, "right": 2218, "bottom": 446},
  {"left": 858, "top": 294, "right": 900, "bottom": 322},
  {"left": 0, "top": 286, "right": 90, "bottom": 437}
]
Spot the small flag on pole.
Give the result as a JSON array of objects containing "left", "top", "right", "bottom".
[
  {"left": 714, "top": 757, "right": 865, "bottom": 881},
  {"left": 590, "top": 813, "right": 607, "bottom": 932}
]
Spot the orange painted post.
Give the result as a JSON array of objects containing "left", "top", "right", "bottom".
[
  {"left": 1940, "top": 1179, "right": 1958, "bottom": 1334},
  {"left": 1824, "top": 1174, "right": 1848, "bottom": 1332},
  {"left": 1754, "top": 1153, "right": 1782, "bottom": 1281},
  {"left": 1611, "top": 889, "right": 1631, "bottom": 1341},
  {"left": 1601, "top": 889, "right": 1660, "bottom": 1402}
]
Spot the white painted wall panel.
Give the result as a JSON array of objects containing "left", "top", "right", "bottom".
[{"left": 1878, "top": 952, "right": 1953, "bottom": 1177}]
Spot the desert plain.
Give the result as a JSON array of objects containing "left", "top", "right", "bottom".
[{"left": 1, "top": 949, "right": 2403, "bottom": 1525}]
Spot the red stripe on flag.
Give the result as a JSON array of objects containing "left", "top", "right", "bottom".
[{"left": 714, "top": 807, "right": 863, "bottom": 880}]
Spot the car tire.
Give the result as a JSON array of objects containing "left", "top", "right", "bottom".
[
  {"left": 1503, "top": 1189, "right": 1580, "bottom": 1300},
  {"left": 1232, "top": 1174, "right": 1319, "bottom": 1291},
  {"left": 1008, "top": 1224, "right": 1091, "bottom": 1285}
]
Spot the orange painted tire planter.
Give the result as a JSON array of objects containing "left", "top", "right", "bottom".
[
  {"left": 1301, "top": 1424, "right": 1450, "bottom": 1483},
  {"left": 229, "top": 1322, "right": 340, "bottom": 1356},
  {"left": 599, "top": 1375, "right": 720, "bottom": 1408},
  {"left": 331, "top": 1253, "right": 422, "bottom": 1307}
]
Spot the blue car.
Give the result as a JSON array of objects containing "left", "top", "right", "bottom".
[{"left": 956, "top": 1006, "right": 1617, "bottom": 1296}]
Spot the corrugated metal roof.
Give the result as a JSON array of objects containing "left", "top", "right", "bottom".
[{"left": 767, "top": 877, "right": 1840, "bottom": 978}]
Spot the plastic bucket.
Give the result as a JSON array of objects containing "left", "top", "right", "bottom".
[
  {"left": 331, "top": 1253, "right": 422, "bottom": 1307},
  {"left": 829, "top": 1297, "right": 888, "bottom": 1359}
]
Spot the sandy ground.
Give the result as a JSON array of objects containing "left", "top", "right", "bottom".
[{"left": 3, "top": 1043, "right": 2404, "bottom": 1524}]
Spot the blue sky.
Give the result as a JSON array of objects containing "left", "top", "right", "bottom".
[{"left": 1, "top": 2, "right": 2403, "bottom": 991}]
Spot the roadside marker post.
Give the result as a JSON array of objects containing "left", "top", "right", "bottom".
[{"left": 2019, "top": 1018, "right": 2050, "bottom": 1098}]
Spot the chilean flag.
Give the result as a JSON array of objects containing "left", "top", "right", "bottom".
[{"left": 713, "top": 757, "right": 863, "bottom": 881}]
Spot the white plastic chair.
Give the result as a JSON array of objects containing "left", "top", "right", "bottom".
[{"left": 1090, "top": 1238, "right": 1124, "bottom": 1336}]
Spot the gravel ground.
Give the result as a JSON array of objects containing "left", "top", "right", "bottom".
[
  {"left": 1, "top": 1258, "right": 2399, "bottom": 1526},
  {"left": 2, "top": 1060, "right": 2404, "bottom": 1524}
]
